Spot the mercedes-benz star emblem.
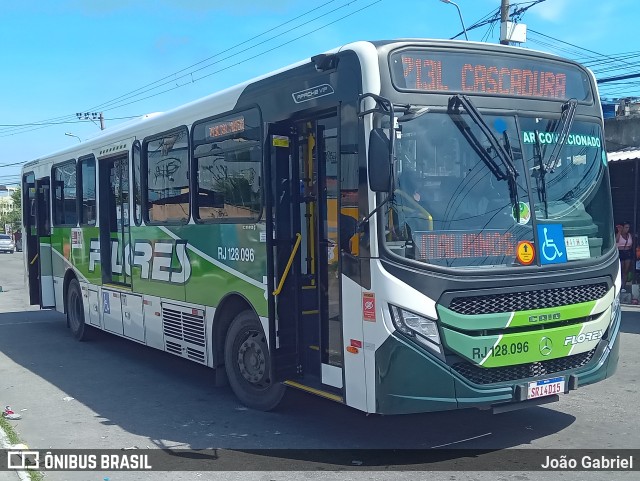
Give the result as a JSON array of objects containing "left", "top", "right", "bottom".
[{"left": 539, "top": 336, "right": 553, "bottom": 356}]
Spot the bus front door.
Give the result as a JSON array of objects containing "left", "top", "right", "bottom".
[
  {"left": 269, "top": 114, "right": 344, "bottom": 399},
  {"left": 268, "top": 125, "right": 301, "bottom": 383}
]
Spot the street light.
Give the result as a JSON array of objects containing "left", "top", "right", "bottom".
[
  {"left": 440, "top": 0, "right": 469, "bottom": 41},
  {"left": 65, "top": 132, "right": 81, "bottom": 143}
]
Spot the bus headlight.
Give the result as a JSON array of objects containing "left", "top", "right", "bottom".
[
  {"left": 389, "top": 304, "right": 442, "bottom": 354},
  {"left": 612, "top": 292, "right": 621, "bottom": 320}
]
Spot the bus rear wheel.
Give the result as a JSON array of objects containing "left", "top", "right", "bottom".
[
  {"left": 67, "top": 279, "right": 92, "bottom": 341},
  {"left": 224, "top": 310, "right": 285, "bottom": 411}
]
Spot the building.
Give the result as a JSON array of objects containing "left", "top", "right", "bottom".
[
  {"left": 605, "top": 106, "right": 640, "bottom": 226},
  {"left": 604, "top": 100, "right": 640, "bottom": 302},
  {"left": 0, "top": 185, "right": 17, "bottom": 216}
]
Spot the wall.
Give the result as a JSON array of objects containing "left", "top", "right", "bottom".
[{"left": 605, "top": 116, "right": 640, "bottom": 151}]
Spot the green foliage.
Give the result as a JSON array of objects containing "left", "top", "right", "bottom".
[
  {"left": 1, "top": 187, "right": 22, "bottom": 232},
  {"left": 0, "top": 416, "right": 44, "bottom": 480},
  {"left": 10, "top": 187, "right": 21, "bottom": 207}
]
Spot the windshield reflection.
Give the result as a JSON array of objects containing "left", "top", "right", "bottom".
[{"left": 382, "top": 112, "right": 613, "bottom": 269}]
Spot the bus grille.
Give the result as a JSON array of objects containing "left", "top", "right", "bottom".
[
  {"left": 448, "top": 283, "right": 608, "bottom": 315},
  {"left": 451, "top": 348, "right": 597, "bottom": 385}
]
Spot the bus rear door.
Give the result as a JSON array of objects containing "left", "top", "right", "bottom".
[{"left": 23, "top": 174, "right": 55, "bottom": 308}]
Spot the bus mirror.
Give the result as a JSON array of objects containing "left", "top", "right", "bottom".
[{"left": 368, "top": 128, "right": 392, "bottom": 192}]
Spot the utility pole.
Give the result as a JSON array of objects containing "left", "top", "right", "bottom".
[
  {"left": 76, "top": 112, "right": 105, "bottom": 130},
  {"left": 500, "top": 0, "right": 510, "bottom": 45}
]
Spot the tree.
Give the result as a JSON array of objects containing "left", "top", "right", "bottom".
[
  {"left": 1, "top": 187, "right": 21, "bottom": 234},
  {"left": 10, "top": 187, "right": 21, "bottom": 210}
]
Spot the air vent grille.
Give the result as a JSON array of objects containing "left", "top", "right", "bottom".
[
  {"left": 162, "top": 304, "right": 207, "bottom": 365},
  {"left": 165, "top": 339, "right": 182, "bottom": 357},
  {"left": 452, "top": 348, "right": 596, "bottom": 385}
]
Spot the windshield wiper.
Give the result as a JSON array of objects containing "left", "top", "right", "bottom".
[
  {"left": 531, "top": 98, "right": 578, "bottom": 218},
  {"left": 447, "top": 94, "right": 520, "bottom": 221},
  {"left": 544, "top": 98, "right": 578, "bottom": 173},
  {"left": 533, "top": 129, "right": 548, "bottom": 217}
]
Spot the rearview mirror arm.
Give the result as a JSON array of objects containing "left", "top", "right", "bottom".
[{"left": 355, "top": 192, "right": 395, "bottom": 234}]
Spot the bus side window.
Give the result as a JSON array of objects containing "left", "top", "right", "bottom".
[{"left": 144, "top": 127, "right": 190, "bottom": 224}]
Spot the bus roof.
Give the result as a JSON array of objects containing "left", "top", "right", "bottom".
[{"left": 22, "top": 38, "right": 592, "bottom": 172}]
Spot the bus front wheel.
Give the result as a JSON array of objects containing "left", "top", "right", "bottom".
[
  {"left": 67, "top": 279, "right": 92, "bottom": 341},
  {"left": 224, "top": 310, "right": 285, "bottom": 411}
]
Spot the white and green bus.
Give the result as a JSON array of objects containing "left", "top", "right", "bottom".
[{"left": 22, "top": 39, "right": 620, "bottom": 414}]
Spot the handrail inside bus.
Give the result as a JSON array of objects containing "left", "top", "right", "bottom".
[{"left": 273, "top": 233, "right": 302, "bottom": 296}]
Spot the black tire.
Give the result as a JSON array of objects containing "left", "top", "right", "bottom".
[
  {"left": 224, "top": 310, "right": 285, "bottom": 410},
  {"left": 67, "top": 279, "right": 92, "bottom": 341}
]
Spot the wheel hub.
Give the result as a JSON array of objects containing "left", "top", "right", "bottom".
[{"left": 237, "top": 332, "right": 267, "bottom": 384}]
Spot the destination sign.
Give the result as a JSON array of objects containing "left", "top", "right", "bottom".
[
  {"left": 207, "top": 116, "right": 245, "bottom": 139},
  {"left": 390, "top": 49, "right": 591, "bottom": 101},
  {"left": 415, "top": 230, "right": 517, "bottom": 260}
]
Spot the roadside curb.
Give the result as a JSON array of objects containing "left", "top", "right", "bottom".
[
  {"left": 621, "top": 304, "right": 640, "bottom": 311},
  {"left": 0, "top": 425, "right": 30, "bottom": 481}
]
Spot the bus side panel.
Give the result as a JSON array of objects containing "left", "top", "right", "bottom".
[
  {"left": 368, "top": 260, "right": 459, "bottom": 414},
  {"left": 127, "top": 225, "right": 187, "bottom": 302},
  {"left": 69, "top": 226, "right": 102, "bottom": 285},
  {"left": 171, "top": 224, "right": 269, "bottom": 318},
  {"left": 49, "top": 227, "right": 68, "bottom": 312},
  {"left": 341, "top": 275, "right": 367, "bottom": 412}
]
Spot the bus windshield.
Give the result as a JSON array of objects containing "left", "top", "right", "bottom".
[{"left": 382, "top": 111, "right": 614, "bottom": 268}]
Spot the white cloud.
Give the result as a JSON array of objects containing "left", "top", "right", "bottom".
[{"left": 530, "top": 0, "right": 571, "bottom": 22}]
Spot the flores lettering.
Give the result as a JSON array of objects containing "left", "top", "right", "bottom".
[
  {"left": 564, "top": 329, "right": 603, "bottom": 346},
  {"left": 88, "top": 239, "right": 191, "bottom": 283}
]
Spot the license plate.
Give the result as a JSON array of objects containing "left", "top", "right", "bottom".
[{"left": 527, "top": 376, "right": 565, "bottom": 399}]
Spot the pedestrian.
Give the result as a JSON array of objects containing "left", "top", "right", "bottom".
[{"left": 616, "top": 222, "right": 633, "bottom": 292}]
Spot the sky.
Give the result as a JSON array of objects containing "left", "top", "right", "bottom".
[{"left": 1, "top": 0, "right": 638, "bottom": 187}]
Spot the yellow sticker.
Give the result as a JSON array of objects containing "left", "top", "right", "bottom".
[
  {"left": 272, "top": 135, "right": 289, "bottom": 148},
  {"left": 516, "top": 240, "right": 535, "bottom": 265}
]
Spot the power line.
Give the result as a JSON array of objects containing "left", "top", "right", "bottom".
[
  {"left": 84, "top": 0, "right": 344, "bottom": 114},
  {"left": 81, "top": 1, "right": 374, "bottom": 114},
  {"left": 528, "top": 28, "right": 639, "bottom": 70},
  {"left": 68, "top": 0, "right": 382, "bottom": 114},
  {"left": 0, "top": 161, "right": 29, "bottom": 168},
  {"left": 0, "top": 1, "right": 344, "bottom": 134},
  {"left": 526, "top": 30, "right": 640, "bottom": 96},
  {"left": 450, "top": 0, "right": 547, "bottom": 41},
  {"left": 0, "top": 0, "right": 378, "bottom": 137},
  {"left": 598, "top": 72, "right": 640, "bottom": 84},
  {"left": 0, "top": 116, "right": 141, "bottom": 128}
]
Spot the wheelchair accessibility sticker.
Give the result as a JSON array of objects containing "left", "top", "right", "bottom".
[
  {"left": 537, "top": 224, "right": 567, "bottom": 265},
  {"left": 102, "top": 291, "right": 111, "bottom": 314}
]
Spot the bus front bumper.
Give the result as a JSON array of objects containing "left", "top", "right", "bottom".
[{"left": 374, "top": 303, "right": 621, "bottom": 415}]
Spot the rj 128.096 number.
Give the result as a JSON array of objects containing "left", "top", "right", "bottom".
[
  {"left": 217, "top": 247, "right": 255, "bottom": 262},
  {"left": 472, "top": 341, "right": 529, "bottom": 360}
]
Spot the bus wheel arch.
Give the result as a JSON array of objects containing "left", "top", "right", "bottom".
[
  {"left": 66, "top": 277, "right": 92, "bottom": 341},
  {"left": 213, "top": 293, "right": 254, "bottom": 370},
  {"left": 63, "top": 268, "right": 78, "bottom": 326},
  {"left": 223, "top": 309, "right": 285, "bottom": 411}
]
